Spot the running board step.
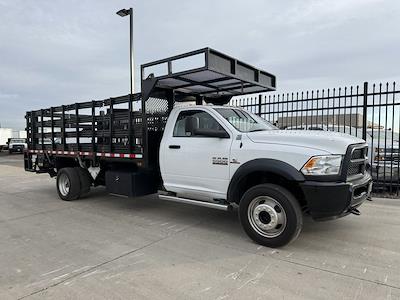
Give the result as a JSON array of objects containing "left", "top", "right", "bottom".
[{"left": 158, "top": 195, "right": 232, "bottom": 211}]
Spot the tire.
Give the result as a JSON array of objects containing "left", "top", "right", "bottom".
[
  {"left": 75, "top": 167, "right": 92, "bottom": 197},
  {"left": 239, "top": 184, "right": 303, "bottom": 248},
  {"left": 57, "top": 168, "right": 81, "bottom": 201}
]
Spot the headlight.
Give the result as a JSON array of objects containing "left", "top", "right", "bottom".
[
  {"left": 374, "top": 147, "right": 384, "bottom": 153},
  {"left": 301, "top": 155, "right": 342, "bottom": 176}
]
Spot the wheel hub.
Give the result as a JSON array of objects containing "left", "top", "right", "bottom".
[
  {"left": 247, "top": 196, "right": 287, "bottom": 238},
  {"left": 58, "top": 173, "right": 70, "bottom": 196},
  {"left": 253, "top": 204, "right": 278, "bottom": 230}
]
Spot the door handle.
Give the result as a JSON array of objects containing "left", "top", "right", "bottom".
[{"left": 169, "top": 145, "right": 181, "bottom": 149}]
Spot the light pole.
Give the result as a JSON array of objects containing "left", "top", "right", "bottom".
[
  {"left": 116, "top": 7, "right": 134, "bottom": 153},
  {"left": 116, "top": 7, "right": 134, "bottom": 95}
]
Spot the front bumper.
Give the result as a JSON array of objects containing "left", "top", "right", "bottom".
[
  {"left": 300, "top": 173, "right": 372, "bottom": 220},
  {"left": 10, "top": 146, "right": 25, "bottom": 153}
]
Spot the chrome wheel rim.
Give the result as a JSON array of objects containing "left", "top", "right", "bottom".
[
  {"left": 58, "top": 173, "right": 70, "bottom": 196},
  {"left": 247, "top": 196, "right": 287, "bottom": 238}
]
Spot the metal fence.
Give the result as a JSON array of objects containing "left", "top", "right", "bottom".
[{"left": 232, "top": 81, "right": 400, "bottom": 193}]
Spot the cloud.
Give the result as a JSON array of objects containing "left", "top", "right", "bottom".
[
  {"left": 0, "top": 93, "right": 18, "bottom": 99},
  {"left": 0, "top": 0, "right": 399, "bottom": 130}
]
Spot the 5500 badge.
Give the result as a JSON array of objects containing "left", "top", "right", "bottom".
[{"left": 212, "top": 157, "right": 228, "bottom": 165}]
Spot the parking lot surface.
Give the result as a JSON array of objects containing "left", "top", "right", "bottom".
[{"left": 0, "top": 154, "right": 400, "bottom": 299}]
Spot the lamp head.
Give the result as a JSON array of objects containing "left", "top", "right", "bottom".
[{"left": 116, "top": 8, "right": 131, "bottom": 17}]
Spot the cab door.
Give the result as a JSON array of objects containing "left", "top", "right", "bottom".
[{"left": 161, "top": 108, "right": 232, "bottom": 201}]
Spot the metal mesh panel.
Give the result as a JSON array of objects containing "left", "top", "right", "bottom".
[
  {"left": 145, "top": 97, "right": 169, "bottom": 114},
  {"left": 348, "top": 164, "right": 362, "bottom": 176},
  {"left": 145, "top": 97, "right": 169, "bottom": 132},
  {"left": 352, "top": 148, "right": 367, "bottom": 160}
]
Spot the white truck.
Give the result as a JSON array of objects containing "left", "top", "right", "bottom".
[
  {"left": 24, "top": 48, "right": 372, "bottom": 247},
  {"left": 8, "top": 138, "right": 27, "bottom": 154}
]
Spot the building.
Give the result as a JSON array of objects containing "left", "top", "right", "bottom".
[{"left": 277, "top": 113, "right": 382, "bottom": 129}]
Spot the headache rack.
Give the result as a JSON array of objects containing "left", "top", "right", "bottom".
[{"left": 25, "top": 47, "right": 276, "bottom": 170}]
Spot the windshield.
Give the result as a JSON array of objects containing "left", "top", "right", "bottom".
[
  {"left": 10, "top": 139, "right": 25, "bottom": 143},
  {"left": 214, "top": 108, "right": 277, "bottom": 132}
]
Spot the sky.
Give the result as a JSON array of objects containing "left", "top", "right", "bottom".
[{"left": 0, "top": 0, "right": 399, "bottom": 130}]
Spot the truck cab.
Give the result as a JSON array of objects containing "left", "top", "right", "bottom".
[{"left": 24, "top": 48, "right": 372, "bottom": 248}]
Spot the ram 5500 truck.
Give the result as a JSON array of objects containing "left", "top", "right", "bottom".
[{"left": 24, "top": 48, "right": 372, "bottom": 247}]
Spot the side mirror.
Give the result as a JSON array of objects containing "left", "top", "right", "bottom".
[{"left": 194, "top": 128, "right": 230, "bottom": 138}]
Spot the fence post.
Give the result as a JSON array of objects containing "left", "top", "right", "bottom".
[
  {"left": 258, "top": 94, "right": 262, "bottom": 117},
  {"left": 362, "top": 82, "right": 368, "bottom": 140}
]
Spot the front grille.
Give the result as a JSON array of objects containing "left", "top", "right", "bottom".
[
  {"left": 351, "top": 147, "right": 368, "bottom": 160},
  {"left": 348, "top": 163, "right": 362, "bottom": 176},
  {"left": 347, "top": 145, "right": 368, "bottom": 178}
]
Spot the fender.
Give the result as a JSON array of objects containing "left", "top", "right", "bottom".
[{"left": 227, "top": 158, "right": 305, "bottom": 203}]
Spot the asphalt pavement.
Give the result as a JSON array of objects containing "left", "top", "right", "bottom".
[{"left": 0, "top": 153, "right": 399, "bottom": 299}]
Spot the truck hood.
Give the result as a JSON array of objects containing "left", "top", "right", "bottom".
[{"left": 246, "top": 130, "right": 366, "bottom": 154}]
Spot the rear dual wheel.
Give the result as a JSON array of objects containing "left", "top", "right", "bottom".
[
  {"left": 239, "top": 184, "right": 303, "bottom": 248},
  {"left": 57, "top": 167, "right": 92, "bottom": 201}
]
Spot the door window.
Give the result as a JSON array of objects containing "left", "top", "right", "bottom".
[{"left": 173, "top": 110, "right": 226, "bottom": 137}]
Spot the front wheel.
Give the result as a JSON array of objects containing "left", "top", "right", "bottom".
[{"left": 239, "top": 184, "right": 303, "bottom": 248}]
